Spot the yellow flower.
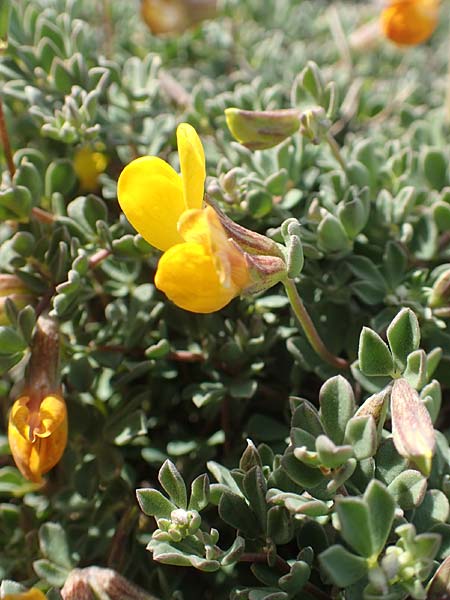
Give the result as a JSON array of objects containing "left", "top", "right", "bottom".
[
  {"left": 155, "top": 206, "right": 250, "bottom": 313},
  {"left": 74, "top": 146, "right": 108, "bottom": 192},
  {"left": 8, "top": 393, "right": 68, "bottom": 483},
  {"left": 117, "top": 123, "right": 287, "bottom": 313},
  {"left": 140, "top": 0, "right": 217, "bottom": 35},
  {"left": 2, "top": 589, "right": 47, "bottom": 600},
  {"left": 380, "top": 0, "right": 439, "bottom": 45}
]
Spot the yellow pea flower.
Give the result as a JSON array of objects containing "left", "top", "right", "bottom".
[
  {"left": 380, "top": 0, "right": 439, "bottom": 45},
  {"left": 118, "top": 123, "right": 287, "bottom": 313},
  {"left": 73, "top": 146, "right": 108, "bottom": 192},
  {"left": 8, "top": 393, "right": 68, "bottom": 483},
  {"left": 118, "top": 123, "right": 205, "bottom": 252},
  {"left": 2, "top": 589, "right": 47, "bottom": 600}
]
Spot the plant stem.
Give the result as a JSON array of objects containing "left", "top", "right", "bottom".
[
  {"left": 239, "top": 553, "right": 332, "bottom": 600},
  {"left": 89, "top": 248, "right": 111, "bottom": 269},
  {"left": 325, "top": 131, "right": 347, "bottom": 173},
  {"left": 283, "top": 278, "right": 348, "bottom": 370},
  {"left": 0, "top": 95, "right": 15, "bottom": 178}
]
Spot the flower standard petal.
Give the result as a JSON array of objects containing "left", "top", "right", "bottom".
[
  {"left": 117, "top": 156, "right": 185, "bottom": 251},
  {"left": 176, "top": 123, "right": 206, "bottom": 209}
]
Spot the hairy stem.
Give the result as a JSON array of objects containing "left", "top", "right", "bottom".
[{"left": 283, "top": 278, "right": 348, "bottom": 369}]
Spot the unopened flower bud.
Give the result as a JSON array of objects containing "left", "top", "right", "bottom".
[
  {"left": 8, "top": 314, "right": 67, "bottom": 483},
  {"left": 225, "top": 107, "right": 301, "bottom": 150},
  {"left": 299, "top": 107, "right": 329, "bottom": 144},
  {"left": 242, "top": 252, "right": 287, "bottom": 295},
  {"left": 429, "top": 269, "right": 450, "bottom": 309},
  {"left": 239, "top": 439, "right": 262, "bottom": 472}
]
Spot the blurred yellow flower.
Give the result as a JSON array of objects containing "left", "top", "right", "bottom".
[
  {"left": 74, "top": 146, "right": 108, "bottom": 192},
  {"left": 140, "top": 0, "right": 217, "bottom": 35},
  {"left": 380, "top": 0, "right": 439, "bottom": 45},
  {"left": 2, "top": 588, "right": 47, "bottom": 600},
  {"left": 8, "top": 393, "right": 67, "bottom": 483}
]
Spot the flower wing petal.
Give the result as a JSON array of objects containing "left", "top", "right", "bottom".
[{"left": 118, "top": 156, "right": 185, "bottom": 251}]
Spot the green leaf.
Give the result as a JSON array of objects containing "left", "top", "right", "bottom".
[
  {"left": 278, "top": 561, "right": 311, "bottom": 595},
  {"left": 38, "top": 522, "right": 73, "bottom": 569},
  {"left": 149, "top": 539, "right": 220, "bottom": 572},
  {"left": 158, "top": 460, "right": 188, "bottom": 509},
  {"left": 281, "top": 451, "right": 323, "bottom": 488},
  {"left": 403, "top": 349, "right": 427, "bottom": 390},
  {"left": 33, "top": 559, "right": 69, "bottom": 587},
  {"left": 358, "top": 327, "right": 394, "bottom": 377},
  {"left": 243, "top": 467, "right": 267, "bottom": 532},
  {"left": 0, "top": 327, "right": 27, "bottom": 355},
  {"left": 266, "top": 506, "right": 293, "bottom": 545},
  {"left": 364, "top": 480, "right": 395, "bottom": 557},
  {"left": 136, "top": 488, "right": 176, "bottom": 519},
  {"left": 315, "top": 435, "right": 354, "bottom": 469},
  {"left": 387, "top": 308, "right": 420, "bottom": 370},
  {"left": 387, "top": 470, "right": 427, "bottom": 510},
  {"left": 344, "top": 416, "right": 377, "bottom": 459},
  {"left": 336, "top": 498, "right": 373, "bottom": 557},
  {"left": 319, "top": 545, "right": 368, "bottom": 587},
  {"left": 189, "top": 474, "right": 210, "bottom": 512},
  {"left": 45, "top": 159, "right": 76, "bottom": 197},
  {"left": 413, "top": 490, "right": 450, "bottom": 533},
  {"left": 219, "top": 492, "right": 261, "bottom": 537},
  {"left": 317, "top": 213, "right": 351, "bottom": 253},
  {"left": 422, "top": 147, "right": 448, "bottom": 189},
  {"left": 319, "top": 375, "right": 356, "bottom": 444}
]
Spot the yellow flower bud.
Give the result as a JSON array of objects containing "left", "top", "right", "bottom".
[
  {"left": 8, "top": 392, "right": 68, "bottom": 483},
  {"left": 2, "top": 588, "right": 47, "bottom": 600},
  {"left": 380, "top": 0, "right": 439, "bottom": 46},
  {"left": 73, "top": 146, "right": 108, "bottom": 192},
  {"left": 7, "top": 314, "right": 67, "bottom": 483}
]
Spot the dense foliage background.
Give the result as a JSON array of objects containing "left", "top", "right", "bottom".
[{"left": 1, "top": 1, "right": 450, "bottom": 599}]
